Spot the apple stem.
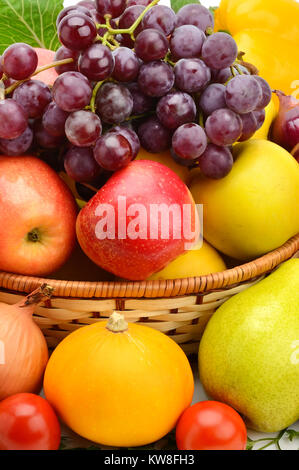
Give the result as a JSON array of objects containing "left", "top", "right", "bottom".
[{"left": 106, "top": 312, "right": 128, "bottom": 333}]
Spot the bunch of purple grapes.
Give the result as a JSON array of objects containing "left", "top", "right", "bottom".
[{"left": 0, "top": 0, "right": 272, "bottom": 184}]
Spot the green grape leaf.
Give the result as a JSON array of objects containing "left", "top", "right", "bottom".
[
  {"left": 0, "top": 0, "right": 64, "bottom": 54},
  {"left": 170, "top": 0, "right": 200, "bottom": 14}
]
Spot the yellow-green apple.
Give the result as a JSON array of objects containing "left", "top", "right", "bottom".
[
  {"left": 76, "top": 160, "right": 200, "bottom": 280},
  {"left": 33, "top": 48, "right": 58, "bottom": 86},
  {"left": 0, "top": 155, "right": 77, "bottom": 276}
]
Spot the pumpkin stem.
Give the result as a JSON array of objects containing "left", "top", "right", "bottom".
[{"left": 106, "top": 312, "right": 128, "bottom": 333}]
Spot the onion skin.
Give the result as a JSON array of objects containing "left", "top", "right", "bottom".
[{"left": 0, "top": 284, "right": 53, "bottom": 400}]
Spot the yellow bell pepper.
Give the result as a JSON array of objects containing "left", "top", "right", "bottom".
[
  {"left": 233, "top": 29, "right": 299, "bottom": 96},
  {"left": 214, "top": 0, "right": 299, "bottom": 96},
  {"left": 215, "top": 0, "right": 299, "bottom": 41}
]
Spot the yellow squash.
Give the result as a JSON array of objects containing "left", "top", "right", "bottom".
[{"left": 44, "top": 313, "right": 194, "bottom": 447}]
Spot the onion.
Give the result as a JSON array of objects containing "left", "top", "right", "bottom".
[
  {"left": 0, "top": 284, "right": 53, "bottom": 400},
  {"left": 271, "top": 90, "right": 299, "bottom": 151}
]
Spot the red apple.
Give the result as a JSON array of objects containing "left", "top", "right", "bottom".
[
  {"left": 0, "top": 156, "right": 77, "bottom": 276},
  {"left": 33, "top": 48, "right": 58, "bottom": 86},
  {"left": 76, "top": 160, "right": 199, "bottom": 280}
]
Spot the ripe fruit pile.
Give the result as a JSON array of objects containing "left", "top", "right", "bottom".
[{"left": 0, "top": 0, "right": 271, "bottom": 183}]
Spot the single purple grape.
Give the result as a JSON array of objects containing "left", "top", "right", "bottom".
[
  {"left": 137, "top": 116, "right": 172, "bottom": 153},
  {"left": 0, "top": 99, "right": 28, "bottom": 140},
  {"left": 54, "top": 46, "right": 80, "bottom": 74},
  {"left": 170, "top": 25, "right": 205, "bottom": 60},
  {"left": 58, "top": 13, "right": 97, "bottom": 51},
  {"left": 96, "top": 82, "right": 133, "bottom": 123},
  {"left": 174, "top": 58, "right": 211, "bottom": 93},
  {"left": 172, "top": 123, "right": 207, "bottom": 162},
  {"left": 156, "top": 91, "right": 196, "bottom": 130},
  {"left": 176, "top": 4, "right": 214, "bottom": 32},
  {"left": 2, "top": 43, "right": 38, "bottom": 80},
  {"left": 134, "top": 28, "right": 169, "bottom": 62},
  {"left": 13, "top": 80, "right": 51, "bottom": 118},
  {"left": 65, "top": 110, "right": 102, "bottom": 147},
  {"left": 205, "top": 108, "right": 243, "bottom": 146},
  {"left": 199, "top": 83, "right": 227, "bottom": 116},
  {"left": 225, "top": 75, "right": 263, "bottom": 114},
  {"left": 42, "top": 102, "right": 69, "bottom": 137},
  {"left": 0, "top": 126, "right": 33, "bottom": 156},
  {"left": 52, "top": 71, "right": 92, "bottom": 112},
  {"left": 112, "top": 47, "right": 140, "bottom": 82},
  {"left": 94, "top": 132, "right": 133, "bottom": 171},
  {"left": 199, "top": 144, "right": 234, "bottom": 179},
  {"left": 64, "top": 146, "right": 102, "bottom": 183},
  {"left": 142, "top": 5, "right": 176, "bottom": 36},
  {"left": 78, "top": 43, "right": 114, "bottom": 81},
  {"left": 138, "top": 61, "right": 175, "bottom": 97},
  {"left": 202, "top": 32, "right": 238, "bottom": 70}
]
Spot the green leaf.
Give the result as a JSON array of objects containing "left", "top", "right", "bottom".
[
  {"left": 170, "top": 0, "right": 199, "bottom": 14},
  {"left": 0, "top": 0, "right": 64, "bottom": 54}
]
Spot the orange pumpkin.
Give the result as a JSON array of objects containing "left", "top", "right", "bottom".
[{"left": 44, "top": 313, "right": 194, "bottom": 447}]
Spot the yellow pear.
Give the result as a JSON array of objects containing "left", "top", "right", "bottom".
[
  {"left": 148, "top": 240, "right": 226, "bottom": 280},
  {"left": 190, "top": 140, "right": 299, "bottom": 260}
]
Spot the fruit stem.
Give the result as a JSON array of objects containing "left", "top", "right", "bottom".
[
  {"left": 165, "top": 52, "right": 176, "bottom": 67},
  {"left": 90, "top": 80, "right": 105, "bottom": 113},
  {"left": 233, "top": 64, "right": 243, "bottom": 75},
  {"left": 5, "top": 58, "right": 74, "bottom": 95},
  {"left": 96, "top": 0, "right": 160, "bottom": 37},
  {"left": 106, "top": 312, "right": 128, "bottom": 333}
]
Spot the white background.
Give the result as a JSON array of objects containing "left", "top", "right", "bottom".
[{"left": 62, "top": 0, "right": 299, "bottom": 451}]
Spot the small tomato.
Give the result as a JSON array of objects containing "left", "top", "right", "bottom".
[
  {"left": 0, "top": 393, "right": 61, "bottom": 450},
  {"left": 176, "top": 401, "right": 247, "bottom": 451}
]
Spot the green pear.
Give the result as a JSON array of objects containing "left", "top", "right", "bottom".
[{"left": 199, "top": 259, "right": 299, "bottom": 433}]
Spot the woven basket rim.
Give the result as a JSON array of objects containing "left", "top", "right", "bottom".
[{"left": 0, "top": 233, "right": 298, "bottom": 299}]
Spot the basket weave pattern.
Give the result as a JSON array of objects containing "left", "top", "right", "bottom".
[{"left": 0, "top": 234, "right": 298, "bottom": 354}]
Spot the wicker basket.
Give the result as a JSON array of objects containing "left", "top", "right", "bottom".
[{"left": 0, "top": 233, "right": 298, "bottom": 355}]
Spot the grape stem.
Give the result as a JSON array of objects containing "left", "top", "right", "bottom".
[
  {"left": 96, "top": 0, "right": 160, "bottom": 37},
  {"left": 90, "top": 80, "right": 104, "bottom": 113},
  {"left": 5, "top": 58, "right": 74, "bottom": 95}
]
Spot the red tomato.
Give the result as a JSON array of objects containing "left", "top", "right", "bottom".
[
  {"left": 0, "top": 393, "right": 61, "bottom": 450},
  {"left": 176, "top": 401, "right": 247, "bottom": 450}
]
